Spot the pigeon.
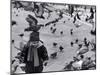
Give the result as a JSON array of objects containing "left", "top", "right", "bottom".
[
  {"left": 50, "top": 52, "right": 57, "bottom": 59},
  {"left": 75, "top": 39, "right": 79, "bottom": 43},
  {"left": 59, "top": 46, "right": 64, "bottom": 52},
  {"left": 53, "top": 42, "right": 57, "bottom": 47},
  {"left": 12, "top": 59, "right": 16, "bottom": 64},
  {"left": 63, "top": 21, "right": 66, "bottom": 23},
  {"left": 78, "top": 44, "right": 82, "bottom": 49},
  {"left": 50, "top": 27, "right": 53, "bottom": 31},
  {"left": 16, "top": 14, "right": 18, "bottom": 17},
  {"left": 52, "top": 28, "right": 56, "bottom": 34},
  {"left": 90, "top": 29, "right": 96, "bottom": 36},
  {"left": 60, "top": 31, "right": 63, "bottom": 35},
  {"left": 77, "top": 47, "right": 89, "bottom": 56},
  {"left": 53, "top": 24, "right": 56, "bottom": 27},
  {"left": 70, "top": 42, "right": 74, "bottom": 47},
  {"left": 12, "top": 21, "right": 17, "bottom": 26},
  {"left": 18, "top": 33, "right": 24, "bottom": 37},
  {"left": 70, "top": 29, "right": 73, "bottom": 35},
  {"left": 12, "top": 40, "right": 15, "bottom": 44}
]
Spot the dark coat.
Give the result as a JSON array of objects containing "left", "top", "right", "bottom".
[
  {"left": 22, "top": 44, "right": 49, "bottom": 66},
  {"left": 21, "top": 44, "right": 49, "bottom": 73}
]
